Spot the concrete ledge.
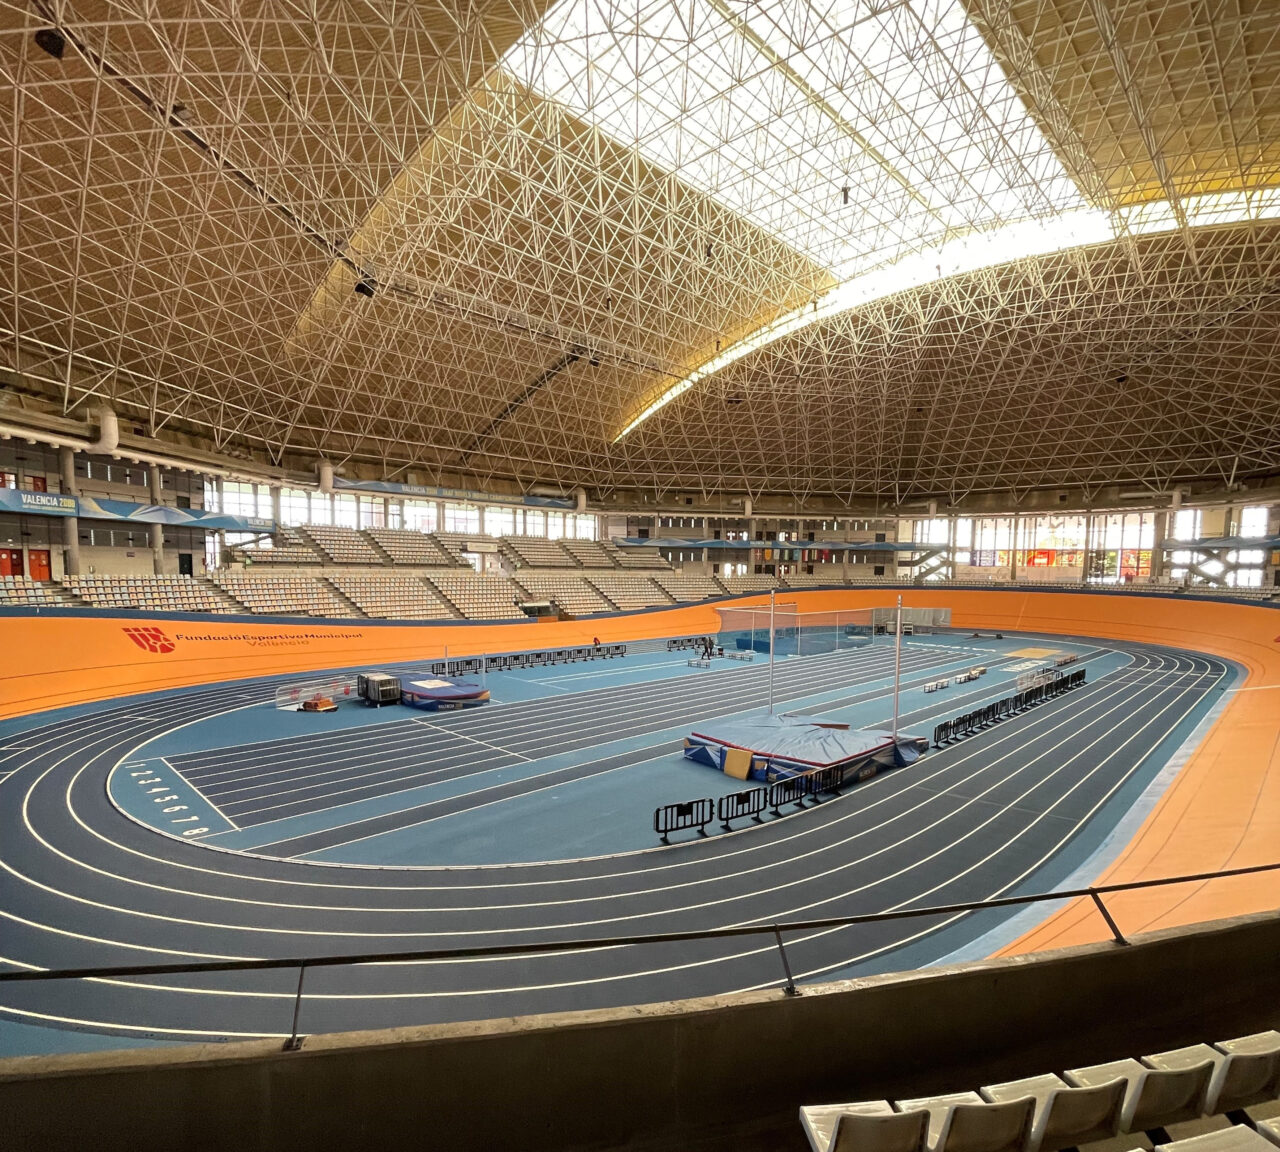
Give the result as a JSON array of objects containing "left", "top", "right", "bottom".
[{"left": 4, "top": 910, "right": 1280, "bottom": 1152}]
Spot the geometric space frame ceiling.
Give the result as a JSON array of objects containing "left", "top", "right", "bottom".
[{"left": 1, "top": 0, "right": 1280, "bottom": 502}]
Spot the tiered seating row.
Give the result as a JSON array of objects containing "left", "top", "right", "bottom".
[
  {"left": 560, "top": 538, "right": 616, "bottom": 568},
  {"left": 325, "top": 574, "right": 457, "bottom": 620},
  {"left": 300, "top": 524, "right": 383, "bottom": 564},
  {"left": 513, "top": 572, "right": 613, "bottom": 615},
  {"left": 426, "top": 572, "right": 526, "bottom": 620},
  {"left": 66, "top": 575, "right": 231, "bottom": 613},
  {"left": 502, "top": 535, "right": 577, "bottom": 568},
  {"left": 654, "top": 572, "right": 727, "bottom": 601},
  {"left": 365, "top": 528, "right": 459, "bottom": 567},
  {"left": 601, "top": 539, "right": 672, "bottom": 569},
  {"left": 720, "top": 574, "right": 780, "bottom": 593},
  {"left": 0, "top": 576, "right": 80, "bottom": 606},
  {"left": 802, "top": 1029, "right": 1280, "bottom": 1152},
  {"left": 213, "top": 573, "right": 351, "bottom": 616},
  {"left": 587, "top": 573, "right": 672, "bottom": 611}
]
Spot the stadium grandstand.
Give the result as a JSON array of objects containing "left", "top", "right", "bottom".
[{"left": 1, "top": 2, "right": 1279, "bottom": 1152}]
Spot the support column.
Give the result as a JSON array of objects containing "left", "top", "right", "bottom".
[
  {"left": 59, "top": 445, "right": 81, "bottom": 577},
  {"left": 1009, "top": 513, "right": 1019, "bottom": 582},
  {"left": 1149, "top": 510, "right": 1168, "bottom": 583},
  {"left": 215, "top": 477, "right": 226, "bottom": 568},
  {"left": 271, "top": 485, "right": 282, "bottom": 529},
  {"left": 148, "top": 465, "right": 165, "bottom": 575}
]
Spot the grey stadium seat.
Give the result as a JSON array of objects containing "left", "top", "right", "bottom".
[
  {"left": 800, "top": 1101, "right": 930, "bottom": 1152},
  {"left": 800, "top": 1100, "right": 922, "bottom": 1152},
  {"left": 1154, "top": 1126, "right": 1275, "bottom": 1152},
  {"left": 981, "top": 1072, "right": 1125, "bottom": 1152},
  {"left": 895, "top": 1092, "right": 1035, "bottom": 1152},
  {"left": 1256, "top": 1118, "right": 1280, "bottom": 1149},
  {"left": 1145, "top": 1034, "right": 1280, "bottom": 1116},
  {"left": 1065, "top": 1056, "right": 1213, "bottom": 1132}
]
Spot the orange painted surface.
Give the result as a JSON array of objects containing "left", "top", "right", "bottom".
[{"left": 2, "top": 588, "right": 1277, "bottom": 943}]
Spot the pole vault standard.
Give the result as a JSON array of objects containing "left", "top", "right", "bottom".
[
  {"left": 891, "top": 594, "right": 903, "bottom": 740},
  {"left": 768, "top": 589, "right": 776, "bottom": 714}
]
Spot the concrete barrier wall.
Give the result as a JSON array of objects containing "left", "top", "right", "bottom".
[{"left": 3, "top": 911, "right": 1279, "bottom": 1152}]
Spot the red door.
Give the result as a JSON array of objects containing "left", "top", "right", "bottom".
[
  {"left": 28, "top": 549, "right": 51, "bottom": 581},
  {"left": 0, "top": 548, "right": 21, "bottom": 577},
  {"left": 30, "top": 476, "right": 47, "bottom": 492}
]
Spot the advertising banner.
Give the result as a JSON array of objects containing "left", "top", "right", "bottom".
[{"left": 0, "top": 488, "right": 273, "bottom": 531}]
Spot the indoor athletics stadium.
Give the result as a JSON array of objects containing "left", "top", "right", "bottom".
[{"left": 0, "top": 2, "right": 1279, "bottom": 1150}]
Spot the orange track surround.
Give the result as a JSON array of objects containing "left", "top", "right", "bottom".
[{"left": 2, "top": 588, "right": 1277, "bottom": 954}]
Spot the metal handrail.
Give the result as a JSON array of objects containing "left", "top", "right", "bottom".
[{"left": 2, "top": 859, "right": 1277, "bottom": 986}]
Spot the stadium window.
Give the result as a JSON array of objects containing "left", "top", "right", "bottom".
[
  {"left": 1172, "top": 508, "right": 1201, "bottom": 541},
  {"left": 278, "top": 488, "right": 309, "bottom": 525},
  {"left": 333, "top": 494, "right": 358, "bottom": 528},
  {"left": 358, "top": 498, "right": 386, "bottom": 529},
  {"left": 573, "top": 515, "right": 597, "bottom": 539},
  {"left": 403, "top": 500, "right": 436, "bottom": 532},
  {"left": 1231, "top": 569, "right": 1263, "bottom": 588},
  {"left": 1240, "top": 506, "right": 1269, "bottom": 537},
  {"left": 546, "top": 512, "right": 566, "bottom": 539},
  {"left": 525, "top": 509, "right": 546, "bottom": 537},
  {"left": 444, "top": 503, "right": 479, "bottom": 533},
  {"left": 484, "top": 507, "right": 515, "bottom": 537}
]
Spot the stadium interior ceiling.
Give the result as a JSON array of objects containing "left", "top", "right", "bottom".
[{"left": 2, "top": 0, "right": 1280, "bottom": 510}]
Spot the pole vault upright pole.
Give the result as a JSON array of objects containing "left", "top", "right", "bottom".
[
  {"left": 768, "top": 589, "right": 776, "bottom": 714},
  {"left": 891, "top": 594, "right": 903, "bottom": 740}
]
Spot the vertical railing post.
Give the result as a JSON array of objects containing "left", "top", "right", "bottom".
[
  {"left": 773, "top": 925, "right": 799, "bottom": 996},
  {"left": 1088, "top": 889, "right": 1129, "bottom": 945},
  {"left": 283, "top": 962, "right": 307, "bottom": 1050}
]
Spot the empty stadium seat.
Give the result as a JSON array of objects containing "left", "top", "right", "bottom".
[
  {"left": 364, "top": 527, "right": 456, "bottom": 567},
  {"left": 1155, "top": 1127, "right": 1275, "bottom": 1152},
  {"left": 895, "top": 1093, "right": 1034, "bottom": 1152},
  {"left": 1147, "top": 1034, "right": 1280, "bottom": 1115},
  {"left": 299, "top": 524, "right": 384, "bottom": 564},
  {"left": 980, "top": 1073, "right": 1124, "bottom": 1152},
  {"left": 653, "top": 572, "right": 726, "bottom": 601},
  {"left": 325, "top": 574, "right": 456, "bottom": 619},
  {"left": 586, "top": 573, "right": 671, "bottom": 610},
  {"left": 64, "top": 574, "right": 231, "bottom": 613},
  {"left": 501, "top": 535, "right": 577, "bottom": 568},
  {"left": 720, "top": 573, "right": 780, "bottom": 593},
  {"left": 0, "top": 576, "right": 79, "bottom": 606},
  {"left": 1065, "top": 1057, "right": 1214, "bottom": 1132},
  {"left": 800, "top": 1101, "right": 926, "bottom": 1152},
  {"left": 513, "top": 572, "right": 611, "bottom": 615},
  {"left": 1257, "top": 1118, "right": 1280, "bottom": 1148},
  {"left": 560, "top": 538, "right": 615, "bottom": 568},
  {"left": 601, "top": 539, "right": 671, "bottom": 569},
  {"left": 425, "top": 572, "right": 526, "bottom": 620},
  {"left": 213, "top": 573, "right": 354, "bottom": 616}
]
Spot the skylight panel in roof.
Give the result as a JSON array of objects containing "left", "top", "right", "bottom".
[{"left": 503, "top": 0, "right": 1085, "bottom": 278}]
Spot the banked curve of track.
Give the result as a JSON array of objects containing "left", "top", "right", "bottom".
[{"left": 0, "top": 640, "right": 1228, "bottom": 1043}]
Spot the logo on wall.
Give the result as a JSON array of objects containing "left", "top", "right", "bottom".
[{"left": 123, "top": 626, "right": 176, "bottom": 654}]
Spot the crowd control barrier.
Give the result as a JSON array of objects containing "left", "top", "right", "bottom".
[
  {"left": 422, "top": 643, "right": 626, "bottom": 680},
  {"left": 717, "top": 788, "right": 768, "bottom": 829},
  {"left": 659, "top": 754, "right": 893, "bottom": 839},
  {"left": 933, "top": 667, "right": 1087, "bottom": 747},
  {"left": 654, "top": 798, "right": 715, "bottom": 843}
]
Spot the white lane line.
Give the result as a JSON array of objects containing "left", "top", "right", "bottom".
[
  {"left": 409, "top": 717, "right": 532, "bottom": 762},
  {"left": 0, "top": 655, "right": 1223, "bottom": 1027},
  {"left": 161, "top": 757, "right": 241, "bottom": 832},
  {"left": 57, "top": 647, "right": 1160, "bottom": 905},
  {"left": 731, "top": 653, "right": 1228, "bottom": 990}
]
